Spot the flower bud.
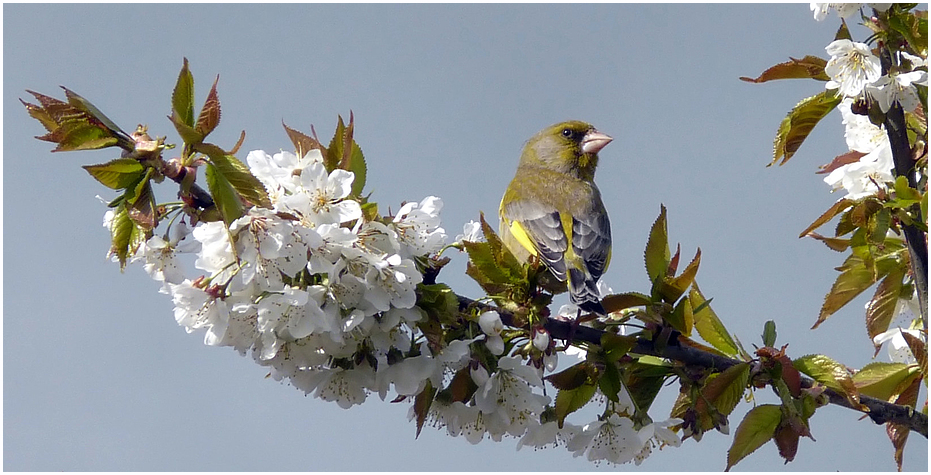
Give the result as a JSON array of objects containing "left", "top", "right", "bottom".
[
  {"left": 478, "top": 311, "right": 503, "bottom": 335},
  {"left": 532, "top": 327, "right": 550, "bottom": 352}
]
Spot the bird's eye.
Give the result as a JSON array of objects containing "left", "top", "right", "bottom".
[{"left": 561, "top": 128, "right": 573, "bottom": 138}]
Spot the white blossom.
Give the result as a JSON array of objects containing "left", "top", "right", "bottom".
[
  {"left": 823, "top": 98, "right": 895, "bottom": 198},
  {"left": 810, "top": 3, "right": 890, "bottom": 21},
  {"left": 140, "top": 235, "right": 185, "bottom": 288},
  {"left": 454, "top": 220, "right": 485, "bottom": 245},
  {"left": 568, "top": 414, "right": 643, "bottom": 465},
  {"left": 479, "top": 311, "right": 505, "bottom": 355},
  {"left": 391, "top": 196, "right": 447, "bottom": 259},
  {"left": 867, "top": 69, "right": 928, "bottom": 113},
  {"left": 280, "top": 160, "right": 362, "bottom": 227},
  {"left": 517, "top": 420, "right": 582, "bottom": 451},
  {"left": 474, "top": 356, "right": 549, "bottom": 439},
  {"left": 824, "top": 39, "right": 882, "bottom": 98},
  {"left": 167, "top": 279, "right": 230, "bottom": 346}
]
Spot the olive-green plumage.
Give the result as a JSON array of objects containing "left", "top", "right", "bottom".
[{"left": 499, "top": 120, "right": 613, "bottom": 316}]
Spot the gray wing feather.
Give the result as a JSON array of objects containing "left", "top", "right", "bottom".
[{"left": 502, "top": 200, "right": 568, "bottom": 281}]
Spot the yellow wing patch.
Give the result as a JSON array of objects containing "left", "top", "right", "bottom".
[{"left": 508, "top": 219, "right": 539, "bottom": 258}]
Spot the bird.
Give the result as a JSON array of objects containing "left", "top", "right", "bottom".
[{"left": 499, "top": 120, "right": 613, "bottom": 317}]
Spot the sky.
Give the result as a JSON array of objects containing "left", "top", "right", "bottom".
[{"left": 4, "top": 3, "right": 928, "bottom": 472}]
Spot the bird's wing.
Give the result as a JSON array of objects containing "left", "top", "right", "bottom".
[
  {"left": 566, "top": 204, "right": 611, "bottom": 315},
  {"left": 501, "top": 199, "right": 568, "bottom": 281},
  {"left": 571, "top": 203, "right": 611, "bottom": 282}
]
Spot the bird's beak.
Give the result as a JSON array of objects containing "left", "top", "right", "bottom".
[{"left": 581, "top": 130, "right": 613, "bottom": 154}]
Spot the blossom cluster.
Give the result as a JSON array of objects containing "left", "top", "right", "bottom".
[
  {"left": 120, "top": 148, "right": 451, "bottom": 408},
  {"left": 812, "top": 4, "right": 926, "bottom": 122},
  {"left": 104, "top": 147, "right": 682, "bottom": 466},
  {"left": 810, "top": 3, "right": 927, "bottom": 361}
]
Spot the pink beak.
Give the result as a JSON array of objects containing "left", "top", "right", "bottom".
[{"left": 581, "top": 130, "right": 613, "bottom": 154}]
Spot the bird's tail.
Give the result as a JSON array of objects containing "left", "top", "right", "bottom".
[{"left": 568, "top": 268, "right": 606, "bottom": 317}]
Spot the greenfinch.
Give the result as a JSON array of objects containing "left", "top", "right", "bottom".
[{"left": 499, "top": 120, "right": 613, "bottom": 316}]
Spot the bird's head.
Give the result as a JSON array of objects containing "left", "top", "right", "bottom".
[{"left": 520, "top": 120, "right": 612, "bottom": 181}]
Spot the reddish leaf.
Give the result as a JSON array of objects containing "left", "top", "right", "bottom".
[
  {"left": 866, "top": 267, "right": 906, "bottom": 344},
  {"left": 804, "top": 232, "right": 851, "bottom": 252},
  {"left": 774, "top": 423, "right": 800, "bottom": 464},
  {"left": 740, "top": 55, "right": 829, "bottom": 83},
  {"left": 817, "top": 150, "right": 867, "bottom": 174},
  {"left": 283, "top": 121, "right": 328, "bottom": 161},
  {"left": 195, "top": 75, "right": 221, "bottom": 137},
  {"left": 413, "top": 380, "right": 436, "bottom": 439},
  {"left": 799, "top": 198, "right": 855, "bottom": 238}
]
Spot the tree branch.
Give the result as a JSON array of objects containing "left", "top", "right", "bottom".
[
  {"left": 457, "top": 294, "right": 929, "bottom": 438},
  {"left": 879, "top": 47, "right": 929, "bottom": 331}
]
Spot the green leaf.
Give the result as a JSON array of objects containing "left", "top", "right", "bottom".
[
  {"left": 195, "top": 75, "right": 221, "bottom": 138},
  {"left": 127, "top": 174, "right": 157, "bottom": 231},
  {"left": 866, "top": 266, "right": 906, "bottom": 342},
  {"left": 762, "top": 320, "right": 777, "bottom": 347},
  {"left": 691, "top": 285, "right": 739, "bottom": 357},
  {"left": 887, "top": 7, "right": 928, "bottom": 56},
  {"left": 799, "top": 198, "right": 855, "bottom": 238},
  {"left": 554, "top": 383, "right": 597, "bottom": 428},
  {"left": 625, "top": 359, "right": 672, "bottom": 413},
  {"left": 346, "top": 140, "right": 366, "bottom": 196},
  {"left": 546, "top": 361, "right": 592, "bottom": 391},
  {"left": 169, "top": 111, "right": 204, "bottom": 144},
  {"left": 326, "top": 115, "right": 347, "bottom": 172},
  {"left": 82, "top": 158, "right": 146, "bottom": 190},
  {"left": 866, "top": 208, "right": 892, "bottom": 246},
  {"left": 853, "top": 362, "right": 919, "bottom": 401},
  {"left": 893, "top": 176, "right": 922, "bottom": 202},
  {"left": 61, "top": 87, "right": 130, "bottom": 142},
  {"left": 598, "top": 362, "right": 622, "bottom": 403},
  {"left": 834, "top": 19, "right": 852, "bottom": 41},
  {"left": 108, "top": 202, "right": 147, "bottom": 270},
  {"left": 793, "top": 354, "right": 860, "bottom": 407},
  {"left": 48, "top": 124, "right": 119, "bottom": 152},
  {"left": 322, "top": 113, "right": 367, "bottom": 196},
  {"left": 601, "top": 291, "right": 652, "bottom": 313},
  {"left": 644, "top": 205, "right": 670, "bottom": 284},
  {"left": 205, "top": 161, "right": 244, "bottom": 227},
  {"left": 23, "top": 89, "right": 131, "bottom": 152},
  {"left": 771, "top": 90, "right": 842, "bottom": 166},
  {"left": 416, "top": 283, "right": 459, "bottom": 326},
  {"left": 172, "top": 58, "right": 195, "bottom": 128},
  {"left": 739, "top": 55, "right": 829, "bottom": 83},
  {"left": 725, "top": 404, "right": 782, "bottom": 471},
  {"left": 701, "top": 362, "right": 750, "bottom": 419},
  {"left": 601, "top": 332, "right": 636, "bottom": 361},
  {"left": 813, "top": 253, "right": 877, "bottom": 329},
  {"left": 464, "top": 214, "right": 525, "bottom": 293},
  {"left": 667, "top": 293, "right": 694, "bottom": 336},
  {"left": 197, "top": 143, "right": 272, "bottom": 209}
]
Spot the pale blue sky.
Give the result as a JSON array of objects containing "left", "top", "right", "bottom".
[{"left": 4, "top": 3, "right": 927, "bottom": 471}]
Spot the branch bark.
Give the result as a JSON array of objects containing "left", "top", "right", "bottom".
[
  {"left": 457, "top": 294, "right": 929, "bottom": 438},
  {"left": 879, "top": 47, "right": 929, "bottom": 332}
]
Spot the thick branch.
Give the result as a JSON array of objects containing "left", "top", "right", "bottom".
[
  {"left": 879, "top": 47, "right": 929, "bottom": 331},
  {"left": 457, "top": 295, "right": 928, "bottom": 438}
]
